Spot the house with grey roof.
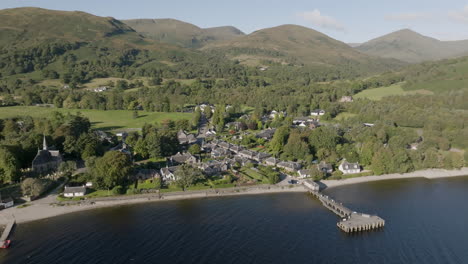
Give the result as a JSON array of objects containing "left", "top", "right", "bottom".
[
  {"left": 198, "top": 160, "right": 229, "bottom": 176},
  {"left": 177, "top": 130, "right": 197, "bottom": 145},
  {"left": 211, "top": 147, "right": 232, "bottom": 158},
  {"left": 264, "top": 157, "right": 279, "bottom": 166},
  {"left": 238, "top": 149, "right": 255, "bottom": 159},
  {"left": 338, "top": 161, "right": 361, "bottom": 174},
  {"left": 277, "top": 161, "right": 302, "bottom": 172},
  {"left": 298, "top": 169, "right": 312, "bottom": 178},
  {"left": 318, "top": 161, "right": 333, "bottom": 174},
  {"left": 134, "top": 169, "right": 161, "bottom": 181},
  {"left": 256, "top": 129, "right": 276, "bottom": 141},
  {"left": 169, "top": 152, "right": 198, "bottom": 165},
  {"left": 63, "top": 186, "right": 86, "bottom": 197},
  {"left": 229, "top": 144, "right": 243, "bottom": 153},
  {"left": 253, "top": 152, "right": 271, "bottom": 162}
]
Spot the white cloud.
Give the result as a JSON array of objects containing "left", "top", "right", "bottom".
[
  {"left": 449, "top": 5, "right": 468, "bottom": 23},
  {"left": 297, "top": 9, "right": 345, "bottom": 31},
  {"left": 384, "top": 12, "right": 433, "bottom": 21}
]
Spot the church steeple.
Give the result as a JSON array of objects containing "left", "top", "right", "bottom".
[{"left": 43, "top": 135, "right": 48, "bottom": 150}]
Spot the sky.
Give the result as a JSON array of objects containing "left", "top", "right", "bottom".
[{"left": 2, "top": 0, "right": 468, "bottom": 43}]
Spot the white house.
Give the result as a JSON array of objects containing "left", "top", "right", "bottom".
[
  {"left": 338, "top": 161, "right": 361, "bottom": 174},
  {"left": 64, "top": 186, "right": 86, "bottom": 197},
  {"left": 160, "top": 166, "right": 179, "bottom": 181},
  {"left": 311, "top": 109, "right": 326, "bottom": 116},
  {"left": 298, "top": 170, "right": 311, "bottom": 178}
]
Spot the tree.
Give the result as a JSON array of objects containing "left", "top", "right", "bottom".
[
  {"left": 267, "top": 170, "right": 281, "bottom": 184},
  {"left": 269, "top": 126, "right": 290, "bottom": 154},
  {"left": 58, "top": 160, "right": 77, "bottom": 175},
  {"left": 192, "top": 107, "right": 202, "bottom": 127},
  {"left": 282, "top": 130, "right": 311, "bottom": 161},
  {"left": 188, "top": 144, "right": 201, "bottom": 155},
  {"left": 0, "top": 147, "right": 19, "bottom": 183},
  {"left": 309, "top": 126, "right": 340, "bottom": 152},
  {"left": 174, "top": 164, "right": 204, "bottom": 190},
  {"left": 21, "top": 178, "right": 47, "bottom": 197},
  {"left": 310, "top": 166, "right": 325, "bottom": 181},
  {"left": 145, "top": 130, "right": 162, "bottom": 159},
  {"left": 203, "top": 106, "right": 213, "bottom": 119},
  {"left": 91, "top": 151, "right": 132, "bottom": 190}
]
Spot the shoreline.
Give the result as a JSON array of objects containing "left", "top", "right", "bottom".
[
  {"left": 0, "top": 167, "right": 467, "bottom": 225},
  {"left": 321, "top": 167, "right": 468, "bottom": 189},
  {"left": 0, "top": 185, "right": 308, "bottom": 225}
]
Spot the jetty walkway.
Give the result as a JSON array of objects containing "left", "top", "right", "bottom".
[
  {"left": 304, "top": 180, "right": 385, "bottom": 233},
  {"left": 0, "top": 219, "right": 15, "bottom": 244}
]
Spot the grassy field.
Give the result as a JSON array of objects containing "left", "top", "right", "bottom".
[
  {"left": 334, "top": 112, "right": 357, "bottom": 121},
  {"left": 354, "top": 83, "right": 433, "bottom": 100},
  {"left": 0, "top": 106, "right": 192, "bottom": 131}
]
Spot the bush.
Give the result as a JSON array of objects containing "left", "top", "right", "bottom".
[{"left": 112, "top": 185, "right": 124, "bottom": 195}]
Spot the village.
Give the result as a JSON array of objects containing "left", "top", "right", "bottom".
[
  {"left": 50, "top": 102, "right": 363, "bottom": 199},
  {"left": 0, "top": 101, "right": 368, "bottom": 204}
]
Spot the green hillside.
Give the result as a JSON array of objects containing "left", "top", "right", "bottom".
[
  {"left": 0, "top": 7, "right": 149, "bottom": 49},
  {"left": 356, "top": 29, "right": 468, "bottom": 63},
  {"left": 123, "top": 18, "right": 244, "bottom": 48},
  {"left": 202, "top": 24, "right": 404, "bottom": 72}
]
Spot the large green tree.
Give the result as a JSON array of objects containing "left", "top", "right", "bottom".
[
  {"left": 174, "top": 164, "right": 204, "bottom": 190},
  {"left": 0, "top": 147, "right": 20, "bottom": 183},
  {"left": 91, "top": 151, "right": 132, "bottom": 189}
]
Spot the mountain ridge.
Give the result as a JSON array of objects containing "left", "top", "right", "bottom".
[
  {"left": 122, "top": 18, "right": 245, "bottom": 48},
  {"left": 201, "top": 24, "right": 405, "bottom": 72},
  {"left": 356, "top": 29, "right": 468, "bottom": 63}
]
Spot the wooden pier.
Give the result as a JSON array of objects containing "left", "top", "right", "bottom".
[
  {"left": 307, "top": 186, "right": 385, "bottom": 233},
  {"left": 0, "top": 219, "right": 15, "bottom": 245}
]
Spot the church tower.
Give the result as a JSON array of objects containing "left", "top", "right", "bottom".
[{"left": 43, "top": 135, "right": 48, "bottom": 151}]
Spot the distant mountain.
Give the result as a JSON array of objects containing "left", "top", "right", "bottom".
[
  {"left": 356, "top": 29, "right": 468, "bottom": 63},
  {"left": 201, "top": 24, "right": 404, "bottom": 71},
  {"left": 123, "top": 19, "right": 244, "bottom": 48}
]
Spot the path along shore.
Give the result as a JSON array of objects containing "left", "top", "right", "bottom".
[
  {"left": 0, "top": 167, "right": 467, "bottom": 225},
  {"left": 321, "top": 167, "right": 468, "bottom": 189}
]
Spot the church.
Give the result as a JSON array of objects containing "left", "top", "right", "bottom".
[{"left": 32, "top": 136, "right": 63, "bottom": 174}]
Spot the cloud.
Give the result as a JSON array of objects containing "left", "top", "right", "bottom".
[
  {"left": 297, "top": 9, "right": 345, "bottom": 31},
  {"left": 384, "top": 12, "right": 433, "bottom": 22},
  {"left": 449, "top": 5, "right": 468, "bottom": 23}
]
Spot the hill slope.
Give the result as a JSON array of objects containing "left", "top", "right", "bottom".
[
  {"left": 356, "top": 29, "right": 468, "bottom": 63},
  {"left": 0, "top": 8, "right": 223, "bottom": 81},
  {"left": 123, "top": 19, "right": 244, "bottom": 48},
  {"left": 201, "top": 24, "right": 404, "bottom": 72},
  {"left": 0, "top": 7, "right": 153, "bottom": 49}
]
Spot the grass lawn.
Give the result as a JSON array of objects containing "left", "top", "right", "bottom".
[
  {"left": 0, "top": 106, "right": 192, "bottom": 132},
  {"left": 354, "top": 83, "right": 433, "bottom": 100},
  {"left": 240, "top": 168, "right": 268, "bottom": 183},
  {"left": 334, "top": 112, "right": 357, "bottom": 121}
]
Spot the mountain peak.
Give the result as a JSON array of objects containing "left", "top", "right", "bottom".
[{"left": 356, "top": 29, "right": 468, "bottom": 63}]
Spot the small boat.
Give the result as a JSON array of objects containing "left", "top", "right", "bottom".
[{"left": 1, "top": 240, "right": 11, "bottom": 249}]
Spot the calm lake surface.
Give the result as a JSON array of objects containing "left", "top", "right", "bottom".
[{"left": 1, "top": 176, "right": 468, "bottom": 264}]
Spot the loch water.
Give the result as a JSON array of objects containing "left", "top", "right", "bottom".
[{"left": 1, "top": 176, "right": 468, "bottom": 264}]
